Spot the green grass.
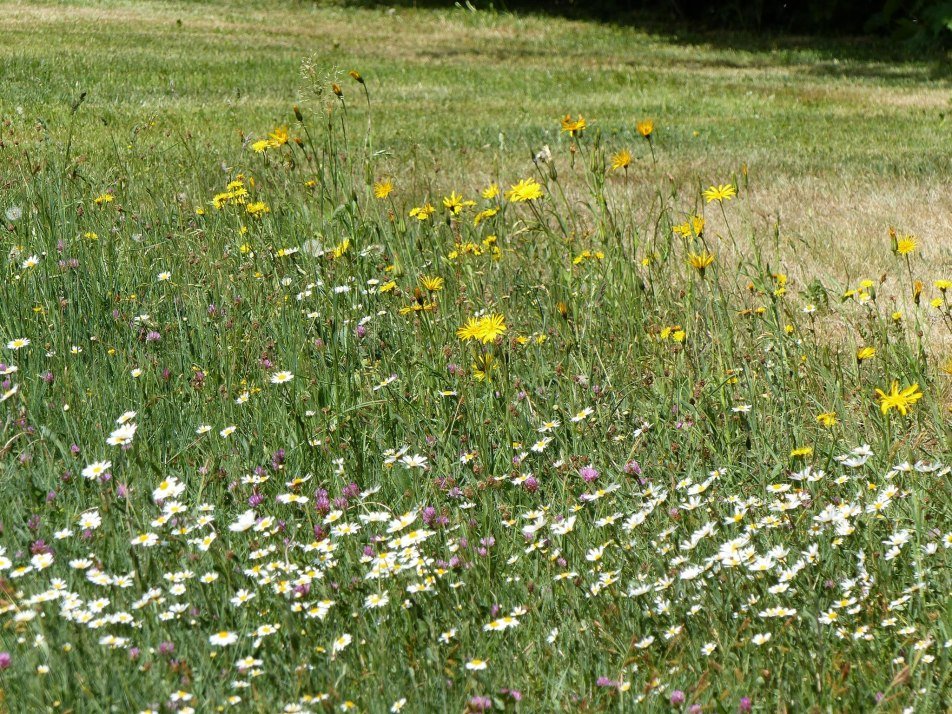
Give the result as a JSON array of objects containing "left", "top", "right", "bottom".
[
  {"left": 4, "top": 0, "right": 952, "bottom": 286},
  {"left": 0, "top": 1, "right": 950, "bottom": 712},
  {"left": 4, "top": 0, "right": 951, "bottom": 180}
]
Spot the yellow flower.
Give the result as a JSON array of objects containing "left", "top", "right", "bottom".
[
  {"left": 688, "top": 251, "right": 715, "bottom": 274},
  {"left": 456, "top": 318, "right": 481, "bottom": 342},
  {"left": 560, "top": 114, "right": 586, "bottom": 136},
  {"left": 457, "top": 314, "right": 507, "bottom": 344},
  {"left": 934, "top": 279, "right": 952, "bottom": 292},
  {"left": 573, "top": 249, "right": 605, "bottom": 265},
  {"left": 267, "top": 127, "right": 289, "bottom": 147},
  {"left": 330, "top": 238, "right": 350, "bottom": 259},
  {"left": 409, "top": 204, "right": 435, "bottom": 221},
  {"left": 610, "top": 149, "right": 632, "bottom": 171},
  {"left": 504, "top": 179, "right": 543, "bottom": 203},
  {"left": 894, "top": 236, "right": 916, "bottom": 256},
  {"left": 636, "top": 119, "right": 654, "bottom": 138},
  {"left": 398, "top": 301, "right": 436, "bottom": 316},
  {"left": 690, "top": 215, "right": 705, "bottom": 236},
  {"left": 419, "top": 275, "right": 444, "bottom": 292},
  {"left": 245, "top": 201, "right": 270, "bottom": 217},
  {"left": 856, "top": 346, "right": 876, "bottom": 361},
  {"left": 443, "top": 192, "right": 475, "bottom": 215},
  {"left": 875, "top": 381, "right": 923, "bottom": 416},
  {"left": 889, "top": 227, "right": 916, "bottom": 256},
  {"left": 702, "top": 184, "right": 737, "bottom": 203},
  {"left": 482, "top": 184, "right": 499, "bottom": 200},
  {"left": 816, "top": 412, "right": 838, "bottom": 428},
  {"left": 251, "top": 139, "right": 271, "bottom": 153},
  {"left": 93, "top": 193, "right": 114, "bottom": 205},
  {"left": 471, "top": 354, "right": 495, "bottom": 381},
  {"left": 373, "top": 179, "right": 394, "bottom": 199},
  {"left": 790, "top": 446, "right": 813, "bottom": 458},
  {"left": 473, "top": 207, "right": 498, "bottom": 226}
]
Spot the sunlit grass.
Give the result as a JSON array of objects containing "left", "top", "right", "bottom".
[{"left": 0, "top": 3, "right": 950, "bottom": 712}]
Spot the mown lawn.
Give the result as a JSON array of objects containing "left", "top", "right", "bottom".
[{"left": 4, "top": 0, "right": 951, "bottom": 281}]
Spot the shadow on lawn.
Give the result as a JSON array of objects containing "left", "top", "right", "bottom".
[{"left": 338, "top": 0, "right": 952, "bottom": 81}]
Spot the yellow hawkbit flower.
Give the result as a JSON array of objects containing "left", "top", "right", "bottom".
[
  {"left": 702, "top": 184, "right": 737, "bottom": 203},
  {"left": 856, "top": 346, "right": 876, "bottom": 362},
  {"left": 374, "top": 179, "right": 394, "bottom": 199},
  {"left": 504, "top": 179, "right": 543, "bottom": 203},
  {"left": 816, "top": 412, "right": 838, "bottom": 428},
  {"left": 610, "top": 149, "right": 632, "bottom": 171},
  {"left": 474, "top": 207, "right": 498, "bottom": 226},
  {"left": 330, "top": 238, "right": 350, "bottom": 259},
  {"left": 875, "top": 381, "right": 923, "bottom": 416},
  {"left": 688, "top": 251, "right": 715, "bottom": 275},
  {"left": 457, "top": 314, "right": 507, "bottom": 344},
  {"left": 418, "top": 275, "right": 444, "bottom": 292},
  {"left": 889, "top": 227, "right": 916, "bottom": 256},
  {"left": 442, "top": 192, "right": 475, "bottom": 215},
  {"left": 245, "top": 201, "right": 270, "bottom": 217},
  {"left": 409, "top": 204, "right": 435, "bottom": 221},
  {"left": 560, "top": 114, "right": 586, "bottom": 136},
  {"left": 636, "top": 119, "right": 654, "bottom": 138}
]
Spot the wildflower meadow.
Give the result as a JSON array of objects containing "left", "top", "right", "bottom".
[{"left": 1, "top": 3, "right": 951, "bottom": 713}]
